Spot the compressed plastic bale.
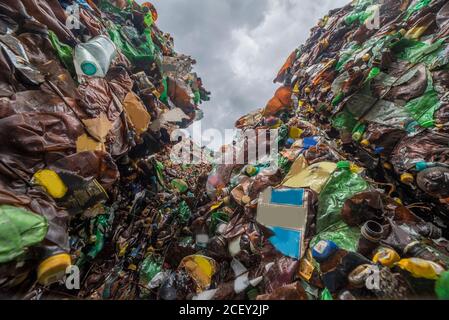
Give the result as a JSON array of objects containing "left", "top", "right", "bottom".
[{"left": 0, "top": 205, "right": 48, "bottom": 263}]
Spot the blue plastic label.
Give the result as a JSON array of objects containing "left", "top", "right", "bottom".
[
  {"left": 269, "top": 226, "right": 302, "bottom": 260},
  {"left": 271, "top": 188, "right": 304, "bottom": 206}
]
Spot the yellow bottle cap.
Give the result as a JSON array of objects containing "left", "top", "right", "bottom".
[
  {"left": 373, "top": 247, "right": 401, "bottom": 268},
  {"left": 383, "top": 162, "right": 393, "bottom": 170},
  {"left": 400, "top": 173, "right": 414, "bottom": 184},
  {"left": 360, "top": 139, "right": 370, "bottom": 147},
  {"left": 37, "top": 253, "right": 72, "bottom": 286},
  {"left": 362, "top": 53, "right": 371, "bottom": 62}
]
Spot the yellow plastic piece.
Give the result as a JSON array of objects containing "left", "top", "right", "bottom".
[
  {"left": 400, "top": 173, "right": 414, "bottom": 185},
  {"left": 282, "top": 160, "right": 337, "bottom": 193},
  {"left": 180, "top": 255, "right": 217, "bottom": 291},
  {"left": 360, "top": 139, "right": 370, "bottom": 147},
  {"left": 289, "top": 127, "right": 304, "bottom": 140},
  {"left": 362, "top": 53, "right": 371, "bottom": 62},
  {"left": 373, "top": 247, "right": 401, "bottom": 268},
  {"left": 395, "top": 258, "right": 444, "bottom": 280},
  {"left": 350, "top": 163, "right": 363, "bottom": 174},
  {"left": 37, "top": 253, "right": 72, "bottom": 286},
  {"left": 33, "top": 169, "right": 68, "bottom": 199},
  {"left": 293, "top": 82, "right": 300, "bottom": 94}
]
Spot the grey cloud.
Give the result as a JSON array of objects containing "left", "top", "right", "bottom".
[{"left": 145, "top": 0, "right": 349, "bottom": 148}]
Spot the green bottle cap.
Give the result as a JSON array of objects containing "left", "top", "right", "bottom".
[
  {"left": 416, "top": 161, "right": 428, "bottom": 172},
  {"left": 81, "top": 61, "right": 98, "bottom": 76},
  {"left": 337, "top": 161, "right": 351, "bottom": 170}
]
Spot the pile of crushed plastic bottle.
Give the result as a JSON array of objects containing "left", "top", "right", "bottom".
[{"left": 1, "top": 0, "right": 449, "bottom": 300}]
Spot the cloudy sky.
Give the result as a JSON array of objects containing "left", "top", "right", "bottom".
[{"left": 146, "top": 0, "right": 349, "bottom": 149}]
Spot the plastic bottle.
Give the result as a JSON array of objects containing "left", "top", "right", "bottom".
[
  {"left": 357, "top": 220, "right": 384, "bottom": 258},
  {"left": 352, "top": 123, "right": 366, "bottom": 142},
  {"left": 404, "top": 241, "right": 449, "bottom": 268},
  {"left": 74, "top": 35, "right": 117, "bottom": 77},
  {"left": 37, "top": 245, "right": 72, "bottom": 286}
]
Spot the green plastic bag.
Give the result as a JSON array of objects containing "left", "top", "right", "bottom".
[
  {"left": 311, "top": 220, "right": 361, "bottom": 252},
  {"left": 316, "top": 166, "right": 369, "bottom": 233},
  {"left": 48, "top": 31, "right": 75, "bottom": 75},
  {"left": 108, "top": 24, "right": 155, "bottom": 64},
  {"left": 405, "top": 74, "right": 440, "bottom": 128},
  {"left": 0, "top": 205, "right": 48, "bottom": 263}
]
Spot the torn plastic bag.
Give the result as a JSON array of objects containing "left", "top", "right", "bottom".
[{"left": 0, "top": 34, "right": 45, "bottom": 86}]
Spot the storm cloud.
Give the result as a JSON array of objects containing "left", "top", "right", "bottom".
[{"left": 145, "top": 0, "right": 349, "bottom": 148}]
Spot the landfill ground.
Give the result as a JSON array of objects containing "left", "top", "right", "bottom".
[{"left": 0, "top": 0, "right": 449, "bottom": 301}]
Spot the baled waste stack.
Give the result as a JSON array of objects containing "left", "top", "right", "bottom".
[
  {"left": 2, "top": 0, "right": 449, "bottom": 301},
  {"left": 0, "top": 0, "right": 211, "bottom": 299},
  {"left": 207, "top": 0, "right": 449, "bottom": 300}
]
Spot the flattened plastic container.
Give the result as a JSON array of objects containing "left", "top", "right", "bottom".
[{"left": 74, "top": 35, "right": 117, "bottom": 78}]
